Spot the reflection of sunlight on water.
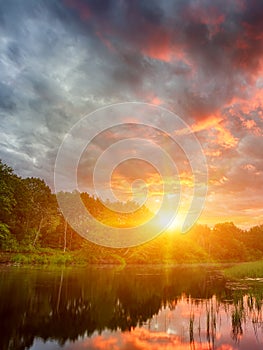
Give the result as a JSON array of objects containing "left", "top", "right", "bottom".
[{"left": 31, "top": 295, "right": 263, "bottom": 350}]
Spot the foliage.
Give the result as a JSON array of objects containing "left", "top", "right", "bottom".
[
  {"left": 10, "top": 250, "right": 73, "bottom": 265},
  {"left": 0, "top": 223, "right": 18, "bottom": 251},
  {"left": 1, "top": 159, "right": 263, "bottom": 265}
]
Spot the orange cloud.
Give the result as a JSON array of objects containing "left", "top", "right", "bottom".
[
  {"left": 151, "top": 96, "right": 163, "bottom": 106},
  {"left": 191, "top": 116, "right": 237, "bottom": 148},
  {"left": 183, "top": 3, "right": 225, "bottom": 37},
  {"left": 243, "top": 22, "right": 263, "bottom": 40},
  {"left": 204, "top": 149, "right": 222, "bottom": 157},
  {"left": 215, "top": 123, "right": 238, "bottom": 148},
  {"left": 191, "top": 115, "right": 223, "bottom": 133},
  {"left": 142, "top": 27, "right": 172, "bottom": 62},
  {"left": 242, "top": 163, "right": 256, "bottom": 172},
  {"left": 236, "top": 37, "right": 250, "bottom": 50},
  {"left": 230, "top": 88, "right": 263, "bottom": 117},
  {"left": 80, "top": 327, "right": 235, "bottom": 350},
  {"left": 243, "top": 119, "right": 256, "bottom": 129},
  {"left": 141, "top": 24, "right": 188, "bottom": 63}
]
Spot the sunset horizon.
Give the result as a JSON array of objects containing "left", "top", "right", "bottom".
[{"left": 1, "top": 0, "right": 263, "bottom": 233}]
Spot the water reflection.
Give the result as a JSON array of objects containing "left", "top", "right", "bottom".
[{"left": 0, "top": 265, "right": 262, "bottom": 350}]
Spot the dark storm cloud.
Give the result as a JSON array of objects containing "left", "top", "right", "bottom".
[
  {"left": 0, "top": 0, "right": 128, "bottom": 186},
  {"left": 62, "top": 0, "right": 263, "bottom": 120}
]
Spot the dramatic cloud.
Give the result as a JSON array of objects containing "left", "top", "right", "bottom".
[{"left": 0, "top": 0, "right": 263, "bottom": 227}]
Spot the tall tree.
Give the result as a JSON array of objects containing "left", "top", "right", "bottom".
[{"left": 22, "top": 177, "right": 58, "bottom": 246}]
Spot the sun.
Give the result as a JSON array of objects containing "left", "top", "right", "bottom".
[{"left": 157, "top": 211, "right": 185, "bottom": 232}]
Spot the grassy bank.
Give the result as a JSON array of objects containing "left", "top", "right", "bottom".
[
  {"left": 0, "top": 250, "right": 74, "bottom": 266},
  {"left": 2, "top": 248, "right": 263, "bottom": 272},
  {"left": 223, "top": 260, "right": 263, "bottom": 279},
  {"left": 0, "top": 250, "right": 206, "bottom": 266},
  {"left": 0, "top": 249, "right": 128, "bottom": 266},
  {"left": 0, "top": 248, "right": 212, "bottom": 266}
]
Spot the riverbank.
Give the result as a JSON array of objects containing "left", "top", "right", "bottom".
[
  {"left": 0, "top": 249, "right": 209, "bottom": 266},
  {"left": 2, "top": 249, "right": 263, "bottom": 279},
  {"left": 0, "top": 249, "right": 133, "bottom": 266},
  {"left": 223, "top": 260, "right": 263, "bottom": 279}
]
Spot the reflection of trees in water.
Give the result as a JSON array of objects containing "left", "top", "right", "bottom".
[
  {"left": 231, "top": 305, "right": 243, "bottom": 342},
  {"left": 0, "top": 267, "right": 262, "bottom": 350},
  {"left": 185, "top": 292, "right": 263, "bottom": 350}
]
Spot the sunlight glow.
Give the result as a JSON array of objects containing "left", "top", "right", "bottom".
[{"left": 157, "top": 211, "right": 186, "bottom": 232}]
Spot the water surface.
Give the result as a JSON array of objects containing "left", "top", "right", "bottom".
[{"left": 0, "top": 265, "right": 263, "bottom": 350}]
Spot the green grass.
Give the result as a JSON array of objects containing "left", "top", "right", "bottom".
[
  {"left": 11, "top": 250, "right": 74, "bottom": 266},
  {"left": 8, "top": 248, "right": 128, "bottom": 266},
  {"left": 223, "top": 261, "right": 263, "bottom": 279}
]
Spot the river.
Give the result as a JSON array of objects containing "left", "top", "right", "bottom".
[{"left": 0, "top": 265, "right": 262, "bottom": 349}]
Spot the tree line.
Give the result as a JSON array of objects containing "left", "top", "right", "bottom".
[{"left": 0, "top": 159, "right": 263, "bottom": 263}]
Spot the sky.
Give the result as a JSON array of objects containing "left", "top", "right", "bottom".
[{"left": 0, "top": 0, "right": 263, "bottom": 228}]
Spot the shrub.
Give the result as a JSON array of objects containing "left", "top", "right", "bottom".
[{"left": 0, "top": 223, "right": 18, "bottom": 251}]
